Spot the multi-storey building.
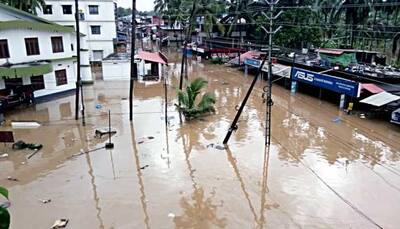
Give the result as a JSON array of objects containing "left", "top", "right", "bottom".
[
  {"left": 37, "top": 0, "right": 117, "bottom": 64},
  {"left": 0, "top": 3, "right": 90, "bottom": 100}
]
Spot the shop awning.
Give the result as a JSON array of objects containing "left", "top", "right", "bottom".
[
  {"left": 360, "top": 92, "right": 400, "bottom": 107},
  {"left": 228, "top": 51, "right": 262, "bottom": 65},
  {"left": 137, "top": 51, "right": 168, "bottom": 65},
  {"left": 0, "top": 62, "right": 53, "bottom": 78},
  {"left": 362, "top": 83, "right": 385, "bottom": 94}
]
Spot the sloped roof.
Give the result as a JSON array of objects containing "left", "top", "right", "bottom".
[
  {"left": 138, "top": 51, "right": 168, "bottom": 65},
  {"left": 0, "top": 3, "right": 75, "bottom": 34},
  {"left": 362, "top": 83, "right": 385, "bottom": 94},
  {"left": 360, "top": 92, "right": 400, "bottom": 107}
]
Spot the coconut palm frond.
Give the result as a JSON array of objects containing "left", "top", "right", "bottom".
[
  {"left": 177, "top": 89, "right": 190, "bottom": 108},
  {"left": 176, "top": 77, "right": 216, "bottom": 120},
  {"left": 197, "top": 93, "right": 216, "bottom": 113}
]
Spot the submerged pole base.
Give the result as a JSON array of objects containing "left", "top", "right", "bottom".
[{"left": 105, "top": 142, "right": 114, "bottom": 149}]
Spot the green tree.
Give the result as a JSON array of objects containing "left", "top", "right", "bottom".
[
  {"left": 176, "top": 78, "right": 216, "bottom": 120},
  {"left": 0, "top": 186, "right": 10, "bottom": 229},
  {"left": 0, "top": 0, "right": 45, "bottom": 14}
]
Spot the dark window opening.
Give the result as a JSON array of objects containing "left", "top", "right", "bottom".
[
  {"left": 31, "top": 75, "right": 45, "bottom": 90},
  {"left": 51, "top": 36, "right": 64, "bottom": 53},
  {"left": 71, "top": 44, "right": 74, "bottom": 51},
  {"left": 90, "top": 25, "right": 101, "bottom": 35},
  {"left": 0, "top": 39, "right": 10, "bottom": 59},
  {"left": 25, "top": 38, "right": 40, "bottom": 56},
  {"left": 4, "top": 78, "right": 23, "bottom": 91},
  {"left": 62, "top": 5, "right": 72, "bottom": 14},
  {"left": 43, "top": 5, "right": 52, "bottom": 14},
  {"left": 55, "top": 69, "right": 68, "bottom": 86},
  {"left": 89, "top": 5, "right": 99, "bottom": 15}
]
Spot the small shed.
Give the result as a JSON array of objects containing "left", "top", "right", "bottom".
[{"left": 137, "top": 51, "right": 168, "bottom": 78}]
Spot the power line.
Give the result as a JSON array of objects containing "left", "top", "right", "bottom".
[{"left": 157, "top": 2, "right": 400, "bottom": 19}]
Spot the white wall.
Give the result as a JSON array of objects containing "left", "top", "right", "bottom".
[
  {"left": 102, "top": 60, "right": 130, "bottom": 80},
  {"left": 37, "top": 0, "right": 117, "bottom": 59},
  {"left": 34, "top": 60, "right": 77, "bottom": 98},
  {"left": 0, "top": 29, "right": 75, "bottom": 65}
]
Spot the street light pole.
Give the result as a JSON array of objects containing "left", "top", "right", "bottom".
[
  {"left": 129, "top": 0, "right": 137, "bottom": 121},
  {"left": 74, "top": 0, "right": 85, "bottom": 125}
]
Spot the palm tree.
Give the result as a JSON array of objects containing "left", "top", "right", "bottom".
[
  {"left": 176, "top": 78, "right": 216, "bottom": 120},
  {"left": 0, "top": 186, "right": 10, "bottom": 229},
  {"left": 0, "top": 0, "right": 45, "bottom": 14}
]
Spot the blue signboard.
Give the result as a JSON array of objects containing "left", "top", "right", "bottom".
[
  {"left": 244, "top": 58, "right": 261, "bottom": 68},
  {"left": 391, "top": 108, "right": 400, "bottom": 125},
  {"left": 292, "top": 68, "right": 360, "bottom": 97}
]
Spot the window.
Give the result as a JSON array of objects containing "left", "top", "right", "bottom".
[
  {"left": 55, "top": 69, "right": 67, "bottom": 86},
  {"left": 62, "top": 5, "right": 72, "bottom": 14},
  {"left": 25, "top": 38, "right": 40, "bottom": 56},
  {"left": 71, "top": 44, "right": 74, "bottom": 51},
  {"left": 43, "top": 5, "right": 52, "bottom": 14},
  {"left": 51, "top": 36, "right": 64, "bottom": 53},
  {"left": 0, "top": 40, "right": 10, "bottom": 59},
  {"left": 30, "top": 75, "right": 45, "bottom": 90},
  {"left": 90, "top": 25, "right": 101, "bottom": 35},
  {"left": 89, "top": 5, "right": 99, "bottom": 15},
  {"left": 92, "top": 50, "right": 103, "bottom": 61}
]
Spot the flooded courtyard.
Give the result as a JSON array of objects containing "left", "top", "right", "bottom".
[{"left": 1, "top": 51, "right": 400, "bottom": 228}]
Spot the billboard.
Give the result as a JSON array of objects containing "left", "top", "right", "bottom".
[
  {"left": 244, "top": 58, "right": 261, "bottom": 68},
  {"left": 292, "top": 68, "right": 361, "bottom": 97}
]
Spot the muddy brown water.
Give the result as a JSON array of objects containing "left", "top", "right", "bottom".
[{"left": 1, "top": 51, "right": 400, "bottom": 228}]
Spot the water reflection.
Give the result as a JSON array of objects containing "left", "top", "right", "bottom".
[
  {"left": 174, "top": 128, "right": 226, "bottom": 228},
  {"left": 174, "top": 187, "right": 227, "bottom": 229},
  {"left": 224, "top": 146, "right": 272, "bottom": 229},
  {"left": 130, "top": 123, "right": 151, "bottom": 229}
]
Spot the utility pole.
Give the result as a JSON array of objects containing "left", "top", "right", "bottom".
[
  {"left": 260, "top": 0, "right": 282, "bottom": 146},
  {"left": 179, "top": 0, "right": 197, "bottom": 90},
  {"left": 74, "top": 0, "right": 85, "bottom": 125},
  {"left": 223, "top": 0, "right": 281, "bottom": 145},
  {"left": 129, "top": 0, "right": 137, "bottom": 121}
]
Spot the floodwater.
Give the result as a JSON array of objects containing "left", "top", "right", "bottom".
[{"left": 1, "top": 51, "right": 400, "bottom": 229}]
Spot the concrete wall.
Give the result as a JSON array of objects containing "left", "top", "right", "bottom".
[
  {"left": 102, "top": 60, "right": 130, "bottom": 81},
  {"left": 34, "top": 59, "right": 77, "bottom": 98},
  {"left": 0, "top": 29, "right": 75, "bottom": 65},
  {"left": 37, "top": 0, "right": 117, "bottom": 59},
  {"left": 0, "top": 59, "right": 76, "bottom": 98}
]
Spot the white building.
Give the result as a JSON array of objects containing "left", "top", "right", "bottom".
[
  {"left": 0, "top": 3, "right": 88, "bottom": 99},
  {"left": 37, "top": 0, "right": 117, "bottom": 65}
]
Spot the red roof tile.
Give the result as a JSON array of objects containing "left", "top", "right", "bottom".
[{"left": 138, "top": 51, "right": 168, "bottom": 65}]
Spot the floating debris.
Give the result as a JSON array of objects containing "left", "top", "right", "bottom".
[
  {"left": 12, "top": 140, "right": 43, "bottom": 150},
  {"left": 207, "top": 143, "right": 226, "bottom": 150},
  {"left": 332, "top": 117, "right": 342, "bottom": 123},
  {"left": 360, "top": 114, "right": 366, "bottom": 119},
  {"left": 137, "top": 136, "right": 155, "bottom": 144},
  {"left": 95, "top": 128, "right": 117, "bottom": 138},
  {"left": 11, "top": 121, "right": 40, "bottom": 129},
  {"left": 140, "top": 165, "right": 150, "bottom": 170},
  {"left": 95, "top": 104, "right": 103, "bottom": 109},
  {"left": 168, "top": 213, "right": 176, "bottom": 218},
  {"left": 51, "top": 219, "right": 69, "bottom": 229},
  {"left": 39, "top": 199, "right": 51, "bottom": 204},
  {"left": 0, "top": 153, "right": 8, "bottom": 159},
  {"left": 7, "top": 176, "right": 18, "bottom": 182}
]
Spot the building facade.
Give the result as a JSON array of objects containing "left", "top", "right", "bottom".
[
  {"left": 0, "top": 3, "right": 85, "bottom": 99},
  {"left": 37, "top": 0, "right": 117, "bottom": 64}
]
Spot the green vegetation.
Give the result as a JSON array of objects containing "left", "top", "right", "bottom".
[
  {"left": 0, "top": 186, "right": 10, "bottom": 229},
  {"left": 176, "top": 78, "right": 216, "bottom": 120},
  {"left": 0, "top": 0, "right": 45, "bottom": 14},
  {"left": 154, "top": 0, "right": 400, "bottom": 62}
]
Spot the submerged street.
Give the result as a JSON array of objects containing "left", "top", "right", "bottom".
[{"left": 1, "top": 52, "right": 400, "bottom": 228}]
